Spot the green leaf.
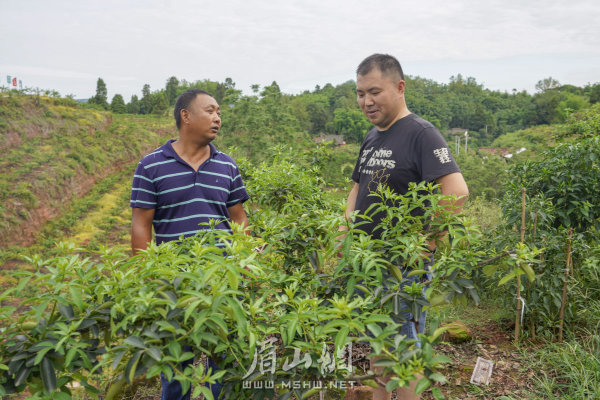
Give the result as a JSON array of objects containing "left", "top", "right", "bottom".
[
  {"left": 58, "top": 304, "right": 74, "bottom": 320},
  {"left": 160, "top": 290, "right": 178, "bottom": 304},
  {"left": 124, "top": 336, "right": 147, "bottom": 349},
  {"left": 65, "top": 347, "right": 78, "bottom": 367},
  {"left": 407, "top": 269, "right": 428, "bottom": 278},
  {"left": 429, "top": 372, "right": 447, "bottom": 384},
  {"left": 429, "top": 293, "right": 448, "bottom": 307},
  {"left": 415, "top": 377, "right": 431, "bottom": 394},
  {"left": 34, "top": 346, "right": 53, "bottom": 366},
  {"left": 146, "top": 347, "right": 162, "bottom": 362},
  {"left": 522, "top": 263, "right": 536, "bottom": 282},
  {"left": 54, "top": 392, "right": 72, "bottom": 400},
  {"left": 335, "top": 326, "right": 349, "bottom": 352},
  {"left": 456, "top": 278, "right": 475, "bottom": 289},
  {"left": 14, "top": 366, "right": 31, "bottom": 387},
  {"left": 41, "top": 357, "right": 57, "bottom": 392},
  {"left": 431, "top": 354, "right": 452, "bottom": 364},
  {"left": 367, "top": 324, "right": 382, "bottom": 338},
  {"left": 432, "top": 386, "right": 445, "bottom": 400},
  {"left": 184, "top": 300, "right": 205, "bottom": 324},
  {"left": 385, "top": 379, "right": 398, "bottom": 392},
  {"left": 482, "top": 264, "right": 499, "bottom": 276},
  {"left": 498, "top": 271, "right": 516, "bottom": 286},
  {"left": 364, "top": 314, "right": 393, "bottom": 324},
  {"left": 448, "top": 281, "right": 463, "bottom": 293},
  {"left": 301, "top": 387, "right": 322, "bottom": 399},
  {"left": 192, "top": 384, "right": 214, "bottom": 400},
  {"left": 69, "top": 286, "right": 84, "bottom": 311},
  {"left": 467, "top": 288, "right": 480, "bottom": 306},
  {"left": 168, "top": 341, "right": 181, "bottom": 358},
  {"left": 125, "top": 350, "right": 143, "bottom": 383},
  {"left": 15, "top": 276, "right": 32, "bottom": 294},
  {"left": 287, "top": 318, "right": 298, "bottom": 345},
  {"left": 112, "top": 350, "right": 126, "bottom": 370},
  {"left": 373, "top": 359, "right": 397, "bottom": 367},
  {"left": 362, "top": 379, "right": 379, "bottom": 389}
]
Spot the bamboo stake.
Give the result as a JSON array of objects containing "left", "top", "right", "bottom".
[
  {"left": 515, "top": 188, "right": 526, "bottom": 344},
  {"left": 558, "top": 228, "right": 574, "bottom": 342}
]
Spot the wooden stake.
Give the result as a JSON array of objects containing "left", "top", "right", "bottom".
[
  {"left": 515, "top": 188, "right": 526, "bottom": 344},
  {"left": 558, "top": 228, "right": 574, "bottom": 342}
]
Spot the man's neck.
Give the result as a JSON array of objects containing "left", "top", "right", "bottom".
[
  {"left": 172, "top": 137, "right": 212, "bottom": 169},
  {"left": 379, "top": 108, "right": 411, "bottom": 131}
]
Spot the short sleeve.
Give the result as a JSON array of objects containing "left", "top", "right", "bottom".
[
  {"left": 130, "top": 162, "right": 157, "bottom": 209},
  {"left": 227, "top": 164, "right": 250, "bottom": 207},
  {"left": 419, "top": 127, "right": 461, "bottom": 182}
]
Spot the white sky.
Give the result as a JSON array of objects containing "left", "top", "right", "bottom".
[{"left": 1, "top": 0, "right": 599, "bottom": 100}]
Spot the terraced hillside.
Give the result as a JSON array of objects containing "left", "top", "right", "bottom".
[{"left": 0, "top": 93, "right": 175, "bottom": 256}]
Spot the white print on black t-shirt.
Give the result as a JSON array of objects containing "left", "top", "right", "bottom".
[
  {"left": 433, "top": 147, "right": 451, "bottom": 164},
  {"left": 358, "top": 146, "right": 396, "bottom": 175}
]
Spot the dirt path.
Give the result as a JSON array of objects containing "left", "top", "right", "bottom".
[{"left": 423, "top": 318, "right": 540, "bottom": 399}]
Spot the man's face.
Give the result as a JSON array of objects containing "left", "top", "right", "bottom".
[
  {"left": 356, "top": 68, "right": 404, "bottom": 131},
  {"left": 185, "top": 94, "right": 221, "bottom": 142}
]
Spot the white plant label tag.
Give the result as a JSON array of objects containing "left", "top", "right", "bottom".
[{"left": 470, "top": 357, "right": 494, "bottom": 385}]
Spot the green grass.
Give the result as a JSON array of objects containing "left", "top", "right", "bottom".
[
  {"left": 432, "top": 292, "right": 512, "bottom": 329},
  {"left": 526, "top": 332, "right": 600, "bottom": 399}
]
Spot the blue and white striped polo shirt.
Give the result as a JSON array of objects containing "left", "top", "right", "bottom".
[{"left": 130, "top": 140, "right": 249, "bottom": 245}]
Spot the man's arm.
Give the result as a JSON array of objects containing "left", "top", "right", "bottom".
[
  {"left": 427, "top": 172, "right": 469, "bottom": 251},
  {"left": 436, "top": 171, "right": 469, "bottom": 208},
  {"left": 339, "top": 183, "right": 359, "bottom": 232},
  {"left": 131, "top": 207, "right": 155, "bottom": 255},
  {"left": 228, "top": 202, "right": 250, "bottom": 235}
]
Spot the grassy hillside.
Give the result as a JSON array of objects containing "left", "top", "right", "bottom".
[
  {"left": 491, "top": 124, "right": 558, "bottom": 154},
  {"left": 0, "top": 93, "right": 175, "bottom": 250}
]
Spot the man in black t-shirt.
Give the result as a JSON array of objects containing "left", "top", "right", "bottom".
[{"left": 341, "top": 54, "right": 469, "bottom": 400}]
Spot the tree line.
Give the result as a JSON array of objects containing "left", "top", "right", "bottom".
[{"left": 88, "top": 74, "right": 600, "bottom": 146}]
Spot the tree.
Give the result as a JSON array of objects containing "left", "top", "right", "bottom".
[
  {"left": 140, "top": 84, "right": 152, "bottom": 114},
  {"left": 533, "top": 90, "right": 561, "bottom": 124},
  {"left": 151, "top": 92, "right": 169, "bottom": 115},
  {"left": 222, "top": 77, "right": 241, "bottom": 106},
  {"left": 127, "top": 95, "right": 140, "bottom": 114},
  {"left": 589, "top": 83, "right": 600, "bottom": 104},
  {"left": 165, "top": 76, "right": 179, "bottom": 105},
  {"left": 332, "top": 107, "right": 371, "bottom": 143},
  {"left": 110, "top": 94, "right": 126, "bottom": 114},
  {"left": 535, "top": 77, "right": 560, "bottom": 93},
  {"left": 306, "top": 99, "right": 331, "bottom": 135},
  {"left": 89, "top": 78, "right": 108, "bottom": 109},
  {"left": 556, "top": 93, "right": 589, "bottom": 122}
]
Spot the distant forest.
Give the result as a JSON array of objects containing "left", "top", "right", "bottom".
[{"left": 87, "top": 75, "right": 600, "bottom": 147}]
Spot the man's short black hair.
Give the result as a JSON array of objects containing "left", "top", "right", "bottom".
[
  {"left": 356, "top": 53, "right": 405, "bottom": 81},
  {"left": 174, "top": 89, "right": 212, "bottom": 129}
]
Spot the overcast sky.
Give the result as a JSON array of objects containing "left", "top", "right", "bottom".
[{"left": 2, "top": 0, "right": 599, "bottom": 100}]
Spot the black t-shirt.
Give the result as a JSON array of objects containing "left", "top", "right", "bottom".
[{"left": 351, "top": 113, "right": 460, "bottom": 238}]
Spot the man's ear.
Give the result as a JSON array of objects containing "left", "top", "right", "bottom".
[
  {"left": 396, "top": 80, "right": 406, "bottom": 95},
  {"left": 181, "top": 109, "right": 190, "bottom": 124}
]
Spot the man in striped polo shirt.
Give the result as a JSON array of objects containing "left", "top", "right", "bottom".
[
  {"left": 131, "top": 89, "right": 249, "bottom": 253},
  {"left": 130, "top": 89, "right": 250, "bottom": 399}
]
